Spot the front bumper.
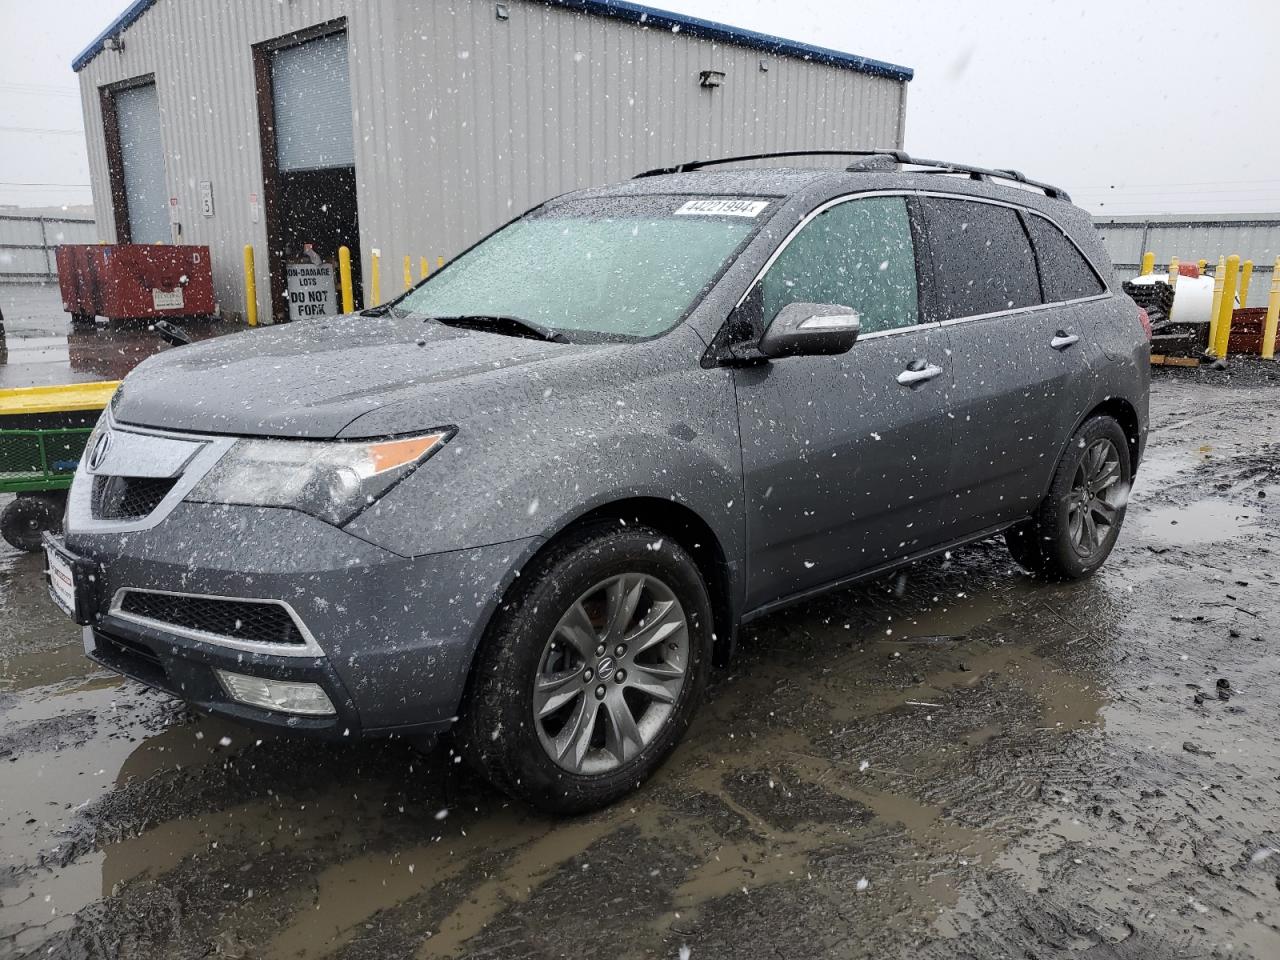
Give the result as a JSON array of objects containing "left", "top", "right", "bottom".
[
  {"left": 84, "top": 617, "right": 358, "bottom": 738},
  {"left": 66, "top": 500, "right": 539, "bottom": 737}
]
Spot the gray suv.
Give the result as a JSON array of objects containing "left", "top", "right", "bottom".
[{"left": 47, "top": 151, "right": 1149, "bottom": 813}]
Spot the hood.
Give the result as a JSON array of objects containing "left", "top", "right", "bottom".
[{"left": 110, "top": 314, "right": 586, "bottom": 438}]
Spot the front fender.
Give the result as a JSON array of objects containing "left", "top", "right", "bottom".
[{"left": 342, "top": 365, "right": 745, "bottom": 564}]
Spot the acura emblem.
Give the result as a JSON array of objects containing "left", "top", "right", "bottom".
[{"left": 88, "top": 430, "right": 112, "bottom": 471}]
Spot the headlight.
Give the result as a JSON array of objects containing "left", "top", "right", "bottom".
[{"left": 188, "top": 429, "right": 452, "bottom": 526}]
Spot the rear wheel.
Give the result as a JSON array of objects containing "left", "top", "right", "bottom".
[
  {"left": 1006, "top": 416, "right": 1131, "bottom": 580},
  {"left": 456, "top": 523, "right": 712, "bottom": 814},
  {"left": 1, "top": 493, "right": 64, "bottom": 552}
]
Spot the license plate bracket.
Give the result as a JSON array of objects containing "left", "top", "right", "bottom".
[{"left": 43, "top": 535, "right": 99, "bottom": 626}]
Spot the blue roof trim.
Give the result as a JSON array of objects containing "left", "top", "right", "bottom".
[
  {"left": 74, "top": 0, "right": 913, "bottom": 81},
  {"left": 540, "top": 0, "right": 913, "bottom": 80},
  {"left": 72, "top": 0, "right": 156, "bottom": 71}
]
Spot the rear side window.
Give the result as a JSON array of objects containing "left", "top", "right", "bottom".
[
  {"left": 1024, "top": 214, "right": 1106, "bottom": 301},
  {"left": 760, "top": 196, "right": 919, "bottom": 334},
  {"left": 920, "top": 197, "right": 1041, "bottom": 320}
]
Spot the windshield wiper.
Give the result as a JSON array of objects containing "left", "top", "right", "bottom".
[
  {"left": 360, "top": 304, "right": 417, "bottom": 319},
  {"left": 429, "top": 314, "right": 568, "bottom": 343}
]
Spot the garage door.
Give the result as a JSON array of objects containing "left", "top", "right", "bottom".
[
  {"left": 114, "top": 83, "right": 169, "bottom": 244},
  {"left": 272, "top": 32, "right": 354, "bottom": 172}
]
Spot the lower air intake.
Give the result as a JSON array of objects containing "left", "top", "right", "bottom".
[{"left": 117, "top": 591, "right": 307, "bottom": 646}]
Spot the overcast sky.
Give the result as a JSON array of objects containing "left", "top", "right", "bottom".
[{"left": 2, "top": 0, "right": 1278, "bottom": 215}]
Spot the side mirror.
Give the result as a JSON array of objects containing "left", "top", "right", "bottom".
[{"left": 757, "top": 302, "right": 861, "bottom": 358}]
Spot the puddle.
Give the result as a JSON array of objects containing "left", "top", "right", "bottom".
[
  {"left": 0, "top": 281, "right": 244, "bottom": 388},
  {"left": 1131, "top": 499, "right": 1261, "bottom": 546}
]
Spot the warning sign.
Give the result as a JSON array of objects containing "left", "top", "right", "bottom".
[{"left": 285, "top": 262, "right": 337, "bottom": 321}]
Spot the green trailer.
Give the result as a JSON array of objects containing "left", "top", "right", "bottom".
[{"left": 0, "top": 380, "right": 119, "bottom": 551}]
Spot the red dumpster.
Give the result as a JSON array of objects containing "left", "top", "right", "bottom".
[{"left": 55, "top": 244, "right": 216, "bottom": 326}]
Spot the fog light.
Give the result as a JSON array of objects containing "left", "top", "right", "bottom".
[{"left": 216, "top": 670, "right": 336, "bottom": 716}]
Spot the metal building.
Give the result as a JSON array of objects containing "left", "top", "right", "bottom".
[
  {"left": 1095, "top": 213, "right": 1280, "bottom": 307},
  {"left": 72, "top": 0, "right": 913, "bottom": 323}
]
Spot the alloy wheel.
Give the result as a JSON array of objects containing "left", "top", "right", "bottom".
[
  {"left": 533, "top": 573, "right": 689, "bottom": 775},
  {"left": 1066, "top": 438, "right": 1124, "bottom": 557}
]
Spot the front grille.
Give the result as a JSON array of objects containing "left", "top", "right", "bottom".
[
  {"left": 117, "top": 591, "right": 307, "bottom": 646},
  {"left": 92, "top": 475, "right": 178, "bottom": 520}
]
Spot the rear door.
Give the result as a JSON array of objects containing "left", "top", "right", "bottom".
[
  {"left": 919, "top": 196, "right": 1088, "bottom": 539},
  {"left": 1022, "top": 210, "right": 1111, "bottom": 357},
  {"left": 733, "top": 195, "right": 955, "bottom": 611}
]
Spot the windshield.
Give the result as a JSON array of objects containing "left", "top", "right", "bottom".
[{"left": 397, "top": 195, "right": 772, "bottom": 341}]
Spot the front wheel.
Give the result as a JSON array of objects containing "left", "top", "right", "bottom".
[
  {"left": 456, "top": 523, "right": 712, "bottom": 814},
  {"left": 1006, "top": 416, "right": 1132, "bottom": 580}
]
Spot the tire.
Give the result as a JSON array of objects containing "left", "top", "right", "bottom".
[
  {"left": 69, "top": 312, "right": 95, "bottom": 329},
  {"left": 1, "top": 493, "right": 64, "bottom": 552},
  {"left": 455, "top": 522, "right": 713, "bottom": 814},
  {"left": 1006, "top": 416, "right": 1131, "bottom": 580}
]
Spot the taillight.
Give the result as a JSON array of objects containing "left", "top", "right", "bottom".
[{"left": 1137, "top": 306, "right": 1152, "bottom": 340}]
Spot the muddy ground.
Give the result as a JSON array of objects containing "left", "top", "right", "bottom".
[{"left": 2, "top": 369, "right": 1280, "bottom": 960}]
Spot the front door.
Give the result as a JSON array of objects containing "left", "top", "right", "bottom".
[{"left": 732, "top": 195, "right": 956, "bottom": 612}]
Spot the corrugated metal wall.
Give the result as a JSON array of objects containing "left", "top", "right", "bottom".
[
  {"left": 1095, "top": 215, "right": 1280, "bottom": 307},
  {"left": 77, "top": 0, "right": 907, "bottom": 320}
]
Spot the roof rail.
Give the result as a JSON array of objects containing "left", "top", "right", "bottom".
[
  {"left": 633, "top": 149, "right": 1071, "bottom": 201},
  {"left": 634, "top": 149, "right": 910, "bottom": 177},
  {"left": 903, "top": 156, "right": 1071, "bottom": 201}
]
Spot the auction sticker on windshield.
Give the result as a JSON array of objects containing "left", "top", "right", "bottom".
[{"left": 674, "top": 198, "right": 769, "bottom": 217}]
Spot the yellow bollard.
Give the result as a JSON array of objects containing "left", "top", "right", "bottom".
[
  {"left": 437, "top": 255, "right": 445, "bottom": 270},
  {"left": 369, "top": 248, "right": 381, "bottom": 307},
  {"left": 1167, "top": 256, "right": 1179, "bottom": 288},
  {"left": 338, "top": 246, "right": 354, "bottom": 313},
  {"left": 1207, "top": 256, "right": 1225, "bottom": 355},
  {"left": 243, "top": 244, "right": 258, "bottom": 327},
  {"left": 1263, "top": 257, "right": 1280, "bottom": 361},
  {"left": 1214, "top": 254, "right": 1240, "bottom": 358},
  {"left": 1140, "top": 251, "right": 1155, "bottom": 276},
  {"left": 1238, "top": 259, "right": 1253, "bottom": 308},
  {"left": 419, "top": 256, "right": 429, "bottom": 281},
  {"left": 1198, "top": 258, "right": 1207, "bottom": 273}
]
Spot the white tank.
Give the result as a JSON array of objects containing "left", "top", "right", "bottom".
[{"left": 1126, "top": 273, "right": 1230, "bottom": 324}]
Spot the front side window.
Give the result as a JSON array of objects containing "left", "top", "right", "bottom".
[
  {"left": 1024, "top": 214, "right": 1106, "bottom": 302},
  {"left": 759, "top": 196, "right": 919, "bottom": 334},
  {"left": 397, "top": 195, "right": 771, "bottom": 342},
  {"left": 920, "top": 197, "right": 1042, "bottom": 320}
]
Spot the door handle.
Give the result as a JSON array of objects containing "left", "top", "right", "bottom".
[
  {"left": 1050, "top": 331, "right": 1080, "bottom": 351},
  {"left": 896, "top": 362, "right": 943, "bottom": 387}
]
